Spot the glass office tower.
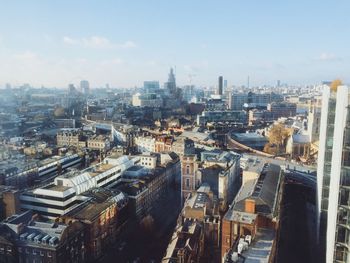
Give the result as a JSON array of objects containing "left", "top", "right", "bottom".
[{"left": 317, "top": 85, "right": 350, "bottom": 262}]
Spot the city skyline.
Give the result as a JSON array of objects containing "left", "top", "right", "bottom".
[{"left": 0, "top": 1, "right": 349, "bottom": 88}]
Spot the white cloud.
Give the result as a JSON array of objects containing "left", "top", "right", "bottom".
[
  {"left": 118, "top": 40, "right": 137, "bottom": 49},
  {"left": 62, "top": 36, "right": 136, "bottom": 49},
  {"left": 13, "top": 51, "right": 38, "bottom": 60},
  {"left": 82, "top": 36, "right": 113, "bottom": 49},
  {"left": 63, "top": 36, "right": 78, "bottom": 45},
  {"left": 316, "top": 52, "right": 341, "bottom": 62}
]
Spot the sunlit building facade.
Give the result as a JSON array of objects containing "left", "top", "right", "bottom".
[{"left": 317, "top": 85, "right": 350, "bottom": 262}]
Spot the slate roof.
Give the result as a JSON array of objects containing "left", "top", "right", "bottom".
[{"left": 233, "top": 164, "right": 281, "bottom": 218}]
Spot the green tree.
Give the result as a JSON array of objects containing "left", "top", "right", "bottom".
[
  {"left": 268, "top": 123, "right": 291, "bottom": 154},
  {"left": 330, "top": 79, "right": 342, "bottom": 92}
]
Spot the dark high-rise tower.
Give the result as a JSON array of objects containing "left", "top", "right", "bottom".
[
  {"left": 218, "top": 76, "right": 223, "bottom": 95},
  {"left": 165, "top": 68, "right": 176, "bottom": 95}
]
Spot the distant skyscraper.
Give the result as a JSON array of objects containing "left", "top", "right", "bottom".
[
  {"left": 218, "top": 76, "right": 223, "bottom": 95},
  {"left": 317, "top": 85, "right": 350, "bottom": 262},
  {"left": 80, "top": 80, "right": 90, "bottom": 94},
  {"left": 68, "top": 83, "right": 77, "bottom": 94},
  {"left": 277, "top": 80, "right": 281, "bottom": 87},
  {"left": 224, "top": 79, "right": 228, "bottom": 89},
  {"left": 144, "top": 81, "right": 160, "bottom": 94},
  {"left": 164, "top": 68, "right": 176, "bottom": 95}
]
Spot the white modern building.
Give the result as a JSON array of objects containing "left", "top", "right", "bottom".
[
  {"left": 317, "top": 85, "right": 350, "bottom": 262},
  {"left": 134, "top": 136, "right": 156, "bottom": 153},
  {"left": 20, "top": 155, "right": 139, "bottom": 218},
  {"left": 132, "top": 93, "right": 163, "bottom": 107}
]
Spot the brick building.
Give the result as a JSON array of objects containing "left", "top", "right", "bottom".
[
  {"left": 221, "top": 164, "right": 283, "bottom": 262},
  {"left": 62, "top": 189, "right": 127, "bottom": 262},
  {"left": 181, "top": 154, "right": 199, "bottom": 202},
  {"left": 0, "top": 211, "right": 86, "bottom": 263}
]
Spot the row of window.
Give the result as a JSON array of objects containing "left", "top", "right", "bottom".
[
  {"left": 96, "top": 169, "right": 120, "bottom": 184},
  {"left": 18, "top": 247, "right": 52, "bottom": 257},
  {"left": 22, "top": 192, "right": 76, "bottom": 202},
  {"left": 21, "top": 199, "right": 80, "bottom": 210}
]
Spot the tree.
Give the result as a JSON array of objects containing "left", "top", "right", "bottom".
[
  {"left": 330, "top": 79, "right": 342, "bottom": 92},
  {"left": 268, "top": 123, "right": 291, "bottom": 154}
]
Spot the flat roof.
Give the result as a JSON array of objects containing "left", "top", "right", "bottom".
[
  {"left": 241, "top": 228, "right": 275, "bottom": 263},
  {"left": 232, "top": 133, "right": 267, "bottom": 140},
  {"left": 43, "top": 184, "right": 71, "bottom": 192}
]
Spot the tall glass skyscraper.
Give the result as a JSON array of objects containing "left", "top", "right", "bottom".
[
  {"left": 317, "top": 85, "right": 350, "bottom": 262},
  {"left": 164, "top": 68, "right": 176, "bottom": 95},
  {"left": 218, "top": 76, "right": 223, "bottom": 95}
]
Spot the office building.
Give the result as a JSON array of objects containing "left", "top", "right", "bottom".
[
  {"left": 228, "top": 92, "right": 283, "bottom": 111},
  {"left": 20, "top": 156, "right": 138, "bottom": 218},
  {"left": 164, "top": 68, "right": 176, "bottom": 95},
  {"left": 62, "top": 189, "right": 128, "bottom": 261},
  {"left": 218, "top": 76, "right": 223, "bottom": 95},
  {"left": 200, "top": 150, "right": 241, "bottom": 211},
  {"left": 144, "top": 81, "right": 160, "bottom": 94},
  {"left": 132, "top": 93, "right": 163, "bottom": 107},
  {"left": 317, "top": 85, "right": 350, "bottom": 262},
  {"left": 80, "top": 80, "right": 90, "bottom": 95},
  {"left": 267, "top": 102, "right": 297, "bottom": 119},
  {"left": 197, "top": 110, "right": 247, "bottom": 126}
]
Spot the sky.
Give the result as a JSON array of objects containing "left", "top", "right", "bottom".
[{"left": 0, "top": 1, "right": 349, "bottom": 88}]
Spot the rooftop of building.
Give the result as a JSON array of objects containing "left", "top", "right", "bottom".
[
  {"left": 185, "top": 188, "right": 210, "bottom": 211},
  {"left": 229, "top": 211, "right": 257, "bottom": 225},
  {"left": 57, "top": 128, "right": 80, "bottom": 135},
  {"left": 200, "top": 149, "right": 240, "bottom": 163},
  {"left": 232, "top": 132, "right": 268, "bottom": 141},
  {"left": 1, "top": 211, "right": 83, "bottom": 247},
  {"left": 163, "top": 219, "right": 203, "bottom": 263},
  {"left": 292, "top": 133, "right": 311, "bottom": 144},
  {"left": 25, "top": 155, "right": 136, "bottom": 198},
  {"left": 43, "top": 184, "right": 71, "bottom": 192},
  {"left": 178, "top": 130, "right": 210, "bottom": 142},
  {"left": 225, "top": 228, "right": 275, "bottom": 263},
  {"left": 88, "top": 134, "right": 110, "bottom": 141},
  {"left": 225, "top": 164, "right": 281, "bottom": 221},
  {"left": 113, "top": 180, "right": 148, "bottom": 197},
  {"left": 67, "top": 188, "right": 127, "bottom": 221}
]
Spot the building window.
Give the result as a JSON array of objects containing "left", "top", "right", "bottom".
[
  {"left": 48, "top": 251, "right": 52, "bottom": 257},
  {"left": 186, "top": 178, "right": 190, "bottom": 188},
  {"left": 186, "top": 165, "right": 190, "bottom": 174}
]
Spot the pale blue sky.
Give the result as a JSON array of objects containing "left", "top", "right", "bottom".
[{"left": 0, "top": 1, "right": 349, "bottom": 88}]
